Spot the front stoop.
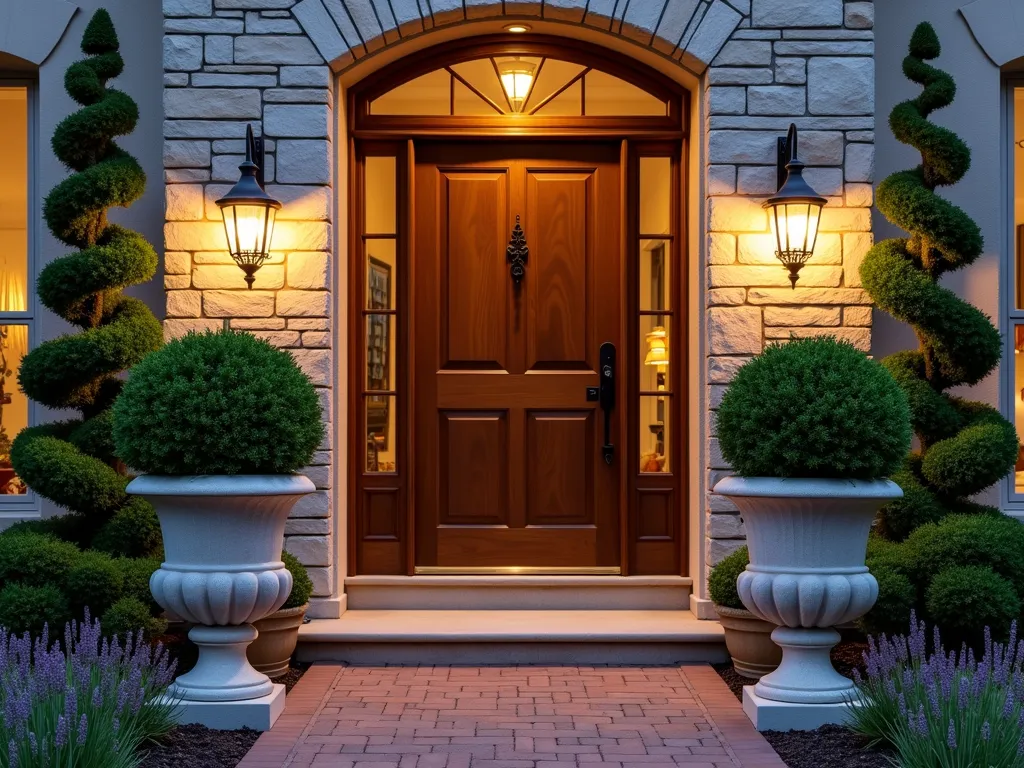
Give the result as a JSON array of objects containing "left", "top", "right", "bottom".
[{"left": 295, "top": 609, "right": 727, "bottom": 664}]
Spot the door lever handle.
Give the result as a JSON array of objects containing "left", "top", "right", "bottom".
[
  {"left": 506, "top": 214, "right": 528, "bottom": 287},
  {"left": 598, "top": 342, "right": 616, "bottom": 465}
]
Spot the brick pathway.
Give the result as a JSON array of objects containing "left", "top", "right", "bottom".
[{"left": 238, "top": 664, "right": 787, "bottom": 768}]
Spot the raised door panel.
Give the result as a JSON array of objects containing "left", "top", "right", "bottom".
[
  {"left": 439, "top": 411, "right": 509, "bottom": 526},
  {"left": 524, "top": 171, "right": 590, "bottom": 370},
  {"left": 440, "top": 171, "right": 508, "bottom": 370},
  {"left": 525, "top": 411, "right": 593, "bottom": 526}
]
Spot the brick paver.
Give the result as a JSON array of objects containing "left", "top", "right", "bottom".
[{"left": 238, "top": 665, "right": 787, "bottom": 768}]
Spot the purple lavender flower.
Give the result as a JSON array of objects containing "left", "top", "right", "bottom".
[
  {"left": 957, "top": 677, "right": 970, "bottom": 711},
  {"left": 916, "top": 704, "right": 928, "bottom": 737},
  {"left": 77, "top": 714, "right": 87, "bottom": 746},
  {"left": 1003, "top": 690, "right": 1015, "bottom": 720},
  {"left": 91, "top": 685, "right": 101, "bottom": 708},
  {"left": 54, "top": 714, "right": 68, "bottom": 748},
  {"left": 28, "top": 731, "right": 37, "bottom": 757},
  {"left": 898, "top": 692, "right": 908, "bottom": 717},
  {"left": 113, "top": 717, "right": 120, "bottom": 734},
  {"left": 947, "top": 719, "right": 957, "bottom": 750},
  {"left": 981, "top": 721, "right": 991, "bottom": 742}
]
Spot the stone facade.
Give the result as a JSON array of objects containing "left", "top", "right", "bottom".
[{"left": 160, "top": 0, "right": 874, "bottom": 614}]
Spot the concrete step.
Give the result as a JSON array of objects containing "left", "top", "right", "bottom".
[
  {"left": 295, "top": 609, "right": 726, "bottom": 665},
  {"left": 344, "top": 575, "right": 693, "bottom": 611}
]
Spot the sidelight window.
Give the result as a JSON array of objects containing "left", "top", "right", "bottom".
[
  {"left": 362, "top": 154, "right": 398, "bottom": 474},
  {"left": 0, "top": 84, "right": 33, "bottom": 500}
]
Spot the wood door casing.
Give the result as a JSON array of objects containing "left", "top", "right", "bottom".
[{"left": 414, "top": 142, "right": 622, "bottom": 570}]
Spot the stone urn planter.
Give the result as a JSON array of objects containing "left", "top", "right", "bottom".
[
  {"left": 713, "top": 605, "right": 781, "bottom": 680},
  {"left": 129, "top": 474, "right": 315, "bottom": 702},
  {"left": 714, "top": 476, "right": 901, "bottom": 704}
]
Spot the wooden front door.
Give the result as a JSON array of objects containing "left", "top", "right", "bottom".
[{"left": 413, "top": 142, "right": 623, "bottom": 571}]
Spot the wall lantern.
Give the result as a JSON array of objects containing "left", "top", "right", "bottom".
[
  {"left": 497, "top": 57, "right": 536, "bottom": 113},
  {"left": 763, "top": 123, "right": 826, "bottom": 288},
  {"left": 216, "top": 124, "right": 281, "bottom": 289}
]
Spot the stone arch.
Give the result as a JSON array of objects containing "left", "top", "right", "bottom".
[
  {"left": 292, "top": 0, "right": 743, "bottom": 76},
  {"left": 0, "top": 0, "right": 77, "bottom": 66},
  {"left": 960, "top": 0, "right": 1024, "bottom": 66}
]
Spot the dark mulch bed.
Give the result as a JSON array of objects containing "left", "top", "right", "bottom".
[
  {"left": 714, "top": 639, "right": 895, "bottom": 768},
  {"left": 139, "top": 663, "right": 308, "bottom": 768},
  {"left": 139, "top": 724, "right": 261, "bottom": 768}
]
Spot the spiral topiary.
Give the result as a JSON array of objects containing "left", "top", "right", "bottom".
[
  {"left": 860, "top": 22, "right": 1024, "bottom": 644},
  {"left": 8, "top": 10, "right": 162, "bottom": 556}
]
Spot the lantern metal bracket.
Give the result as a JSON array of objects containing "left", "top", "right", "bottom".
[
  {"left": 247, "top": 124, "right": 266, "bottom": 189},
  {"left": 776, "top": 122, "right": 798, "bottom": 190}
]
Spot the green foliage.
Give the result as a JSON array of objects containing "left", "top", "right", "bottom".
[
  {"left": 115, "top": 557, "right": 161, "bottom": 611},
  {"left": 4, "top": 10, "right": 164, "bottom": 636},
  {"left": 101, "top": 597, "right": 167, "bottom": 640},
  {"left": 717, "top": 337, "right": 911, "bottom": 479},
  {"left": 708, "top": 546, "right": 748, "bottom": 610},
  {"left": 925, "top": 566, "right": 1019, "bottom": 650},
  {"left": 281, "top": 550, "right": 313, "bottom": 610},
  {"left": 66, "top": 551, "right": 123, "bottom": 615},
  {"left": 113, "top": 330, "right": 325, "bottom": 476},
  {"left": 861, "top": 563, "right": 916, "bottom": 638},
  {"left": 0, "top": 533, "right": 81, "bottom": 587},
  {"left": 861, "top": 21, "right": 1024, "bottom": 641},
  {"left": 0, "top": 584, "right": 71, "bottom": 636}
]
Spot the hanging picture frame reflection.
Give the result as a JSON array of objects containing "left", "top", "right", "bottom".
[{"left": 366, "top": 256, "right": 391, "bottom": 455}]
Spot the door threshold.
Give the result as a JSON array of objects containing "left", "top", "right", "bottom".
[{"left": 414, "top": 566, "right": 621, "bottom": 575}]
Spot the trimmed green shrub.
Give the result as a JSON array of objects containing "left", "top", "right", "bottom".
[
  {"left": 717, "top": 337, "right": 911, "bottom": 479},
  {"left": 708, "top": 546, "right": 747, "bottom": 610},
  {"left": 116, "top": 556, "right": 162, "bottom": 611},
  {"left": 66, "top": 551, "right": 124, "bottom": 615},
  {"left": 924, "top": 566, "right": 1019, "bottom": 649},
  {"left": 281, "top": 550, "right": 313, "bottom": 610},
  {"left": 860, "top": 22, "right": 1024, "bottom": 643},
  {"left": 101, "top": 596, "right": 167, "bottom": 639},
  {"left": 0, "top": 533, "right": 81, "bottom": 587},
  {"left": 113, "top": 330, "right": 325, "bottom": 476},
  {"left": 860, "top": 561, "right": 916, "bottom": 638},
  {"left": 0, "top": 583, "right": 71, "bottom": 636}
]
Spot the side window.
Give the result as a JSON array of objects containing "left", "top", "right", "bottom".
[{"left": 0, "top": 84, "right": 33, "bottom": 499}]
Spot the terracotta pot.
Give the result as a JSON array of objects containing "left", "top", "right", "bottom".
[
  {"left": 248, "top": 604, "right": 308, "bottom": 678},
  {"left": 714, "top": 605, "right": 781, "bottom": 679}
]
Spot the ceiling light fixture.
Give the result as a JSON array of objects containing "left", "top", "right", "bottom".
[{"left": 504, "top": 23, "right": 531, "bottom": 33}]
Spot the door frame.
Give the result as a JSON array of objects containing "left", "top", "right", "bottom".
[{"left": 347, "top": 37, "right": 689, "bottom": 577}]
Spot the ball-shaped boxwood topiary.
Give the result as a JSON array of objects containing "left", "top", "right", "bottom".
[
  {"left": 65, "top": 550, "right": 124, "bottom": 615},
  {"left": 708, "top": 546, "right": 748, "bottom": 610},
  {"left": 101, "top": 596, "right": 168, "bottom": 640},
  {"left": 113, "top": 330, "right": 325, "bottom": 476},
  {"left": 0, "top": 533, "right": 81, "bottom": 587},
  {"left": 925, "top": 566, "right": 1020, "bottom": 648},
  {"left": 0, "top": 584, "right": 71, "bottom": 637},
  {"left": 717, "top": 337, "right": 911, "bottom": 479},
  {"left": 281, "top": 550, "right": 313, "bottom": 610}
]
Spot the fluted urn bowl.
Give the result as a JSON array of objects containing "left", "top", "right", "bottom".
[
  {"left": 128, "top": 474, "right": 315, "bottom": 703},
  {"left": 714, "top": 476, "right": 902, "bottom": 705}
]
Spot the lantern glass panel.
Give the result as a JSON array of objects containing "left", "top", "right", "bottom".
[
  {"left": 222, "top": 204, "right": 276, "bottom": 257},
  {"left": 770, "top": 201, "right": 822, "bottom": 258}
]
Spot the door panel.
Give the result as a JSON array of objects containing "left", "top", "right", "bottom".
[
  {"left": 441, "top": 171, "right": 509, "bottom": 369},
  {"left": 439, "top": 411, "right": 509, "bottom": 525},
  {"left": 525, "top": 410, "right": 593, "bottom": 526},
  {"left": 525, "top": 172, "right": 590, "bottom": 370},
  {"left": 414, "top": 142, "right": 622, "bottom": 570}
]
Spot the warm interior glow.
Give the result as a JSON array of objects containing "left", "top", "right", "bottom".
[
  {"left": 497, "top": 58, "right": 536, "bottom": 113},
  {"left": 644, "top": 327, "right": 669, "bottom": 369},
  {"left": 504, "top": 23, "right": 530, "bottom": 33},
  {"left": 221, "top": 203, "right": 277, "bottom": 257}
]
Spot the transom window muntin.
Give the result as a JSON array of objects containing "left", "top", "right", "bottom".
[{"left": 369, "top": 56, "right": 669, "bottom": 118}]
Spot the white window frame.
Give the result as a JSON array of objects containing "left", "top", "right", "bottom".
[{"left": 0, "top": 77, "right": 39, "bottom": 516}]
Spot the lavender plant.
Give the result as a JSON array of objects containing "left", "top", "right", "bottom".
[
  {"left": 850, "top": 613, "right": 1024, "bottom": 767},
  {"left": 0, "top": 613, "right": 178, "bottom": 768}
]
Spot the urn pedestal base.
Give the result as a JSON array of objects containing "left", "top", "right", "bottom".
[
  {"left": 754, "top": 627, "right": 854, "bottom": 704},
  {"left": 164, "top": 684, "right": 285, "bottom": 731},
  {"left": 742, "top": 686, "right": 857, "bottom": 732},
  {"left": 171, "top": 625, "right": 273, "bottom": 703}
]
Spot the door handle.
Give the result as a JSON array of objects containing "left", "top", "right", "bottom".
[
  {"left": 599, "top": 342, "right": 616, "bottom": 465},
  {"left": 506, "top": 214, "right": 528, "bottom": 287}
]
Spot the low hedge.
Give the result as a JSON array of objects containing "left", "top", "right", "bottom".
[{"left": 708, "top": 546, "right": 748, "bottom": 611}]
